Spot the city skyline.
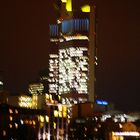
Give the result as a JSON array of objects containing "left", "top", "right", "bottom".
[{"left": 0, "top": 0, "right": 140, "bottom": 111}]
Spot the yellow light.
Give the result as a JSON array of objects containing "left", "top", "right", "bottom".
[
  {"left": 19, "top": 95, "right": 33, "bottom": 108},
  {"left": 59, "top": 112, "right": 62, "bottom": 117},
  {"left": 63, "top": 106, "right": 67, "bottom": 112},
  {"left": 54, "top": 110, "right": 58, "bottom": 117},
  {"left": 9, "top": 124, "right": 12, "bottom": 128},
  {"left": 61, "top": 0, "right": 67, "bottom": 2},
  {"left": 40, "top": 123, "right": 44, "bottom": 128},
  {"left": 33, "top": 121, "right": 36, "bottom": 125},
  {"left": 66, "top": 0, "right": 72, "bottom": 11},
  {"left": 63, "top": 112, "right": 67, "bottom": 118},
  {"left": 25, "top": 120, "right": 28, "bottom": 124},
  {"left": 64, "top": 35, "right": 89, "bottom": 41},
  {"left": 58, "top": 95, "right": 61, "bottom": 100},
  {"left": 9, "top": 116, "right": 13, "bottom": 121},
  {"left": 29, "top": 120, "right": 32, "bottom": 125},
  {"left": 15, "top": 109, "right": 18, "bottom": 114},
  {"left": 32, "top": 95, "right": 38, "bottom": 109},
  {"left": 58, "top": 105, "right": 63, "bottom": 111},
  {"left": 9, "top": 109, "right": 13, "bottom": 114},
  {"left": 40, "top": 116, "right": 44, "bottom": 123},
  {"left": 49, "top": 94, "right": 52, "bottom": 100},
  {"left": 45, "top": 116, "right": 49, "bottom": 122},
  {"left": 46, "top": 94, "right": 49, "bottom": 99},
  {"left": 51, "top": 99, "right": 54, "bottom": 104},
  {"left": 53, "top": 122, "right": 56, "bottom": 129},
  {"left": 15, "top": 123, "right": 18, "bottom": 128},
  {"left": 81, "top": 5, "right": 90, "bottom": 12},
  {"left": 119, "top": 123, "right": 123, "bottom": 128}
]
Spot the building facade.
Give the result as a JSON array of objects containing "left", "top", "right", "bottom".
[
  {"left": 0, "top": 93, "right": 68, "bottom": 140},
  {"left": 49, "top": 0, "right": 97, "bottom": 105}
]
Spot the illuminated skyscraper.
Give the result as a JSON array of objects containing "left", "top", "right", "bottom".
[{"left": 49, "top": 0, "right": 97, "bottom": 105}]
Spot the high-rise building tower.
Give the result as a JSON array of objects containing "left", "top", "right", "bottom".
[{"left": 49, "top": 0, "right": 97, "bottom": 105}]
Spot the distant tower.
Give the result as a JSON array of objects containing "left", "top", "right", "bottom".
[{"left": 49, "top": 0, "right": 97, "bottom": 105}]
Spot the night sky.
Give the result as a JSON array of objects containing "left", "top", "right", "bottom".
[{"left": 0, "top": 0, "right": 140, "bottom": 112}]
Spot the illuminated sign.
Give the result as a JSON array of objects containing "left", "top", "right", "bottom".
[{"left": 96, "top": 100, "right": 108, "bottom": 105}]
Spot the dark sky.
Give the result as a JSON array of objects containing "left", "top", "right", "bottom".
[{"left": 0, "top": 0, "right": 140, "bottom": 112}]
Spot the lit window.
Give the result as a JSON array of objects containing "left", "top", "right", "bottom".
[
  {"left": 54, "top": 110, "right": 58, "bottom": 117},
  {"left": 9, "top": 109, "right": 13, "bottom": 114},
  {"left": 45, "top": 116, "right": 49, "bottom": 122},
  {"left": 15, "top": 123, "right": 18, "bottom": 128},
  {"left": 3, "top": 130, "right": 6, "bottom": 136},
  {"left": 9, "top": 116, "right": 13, "bottom": 121},
  {"left": 81, "top": 5, "right": 90, "bottom": 12},
  {"left": 9, "top": 124, "right": 12, "bottom": 128},
  {"left": 66, "top": 0, "right": 72, "bottom": 11},
  {"left": 53, "top": 122, "right": 56, "bottom": 129},
  {"left": 39, "top": 116, "right": 44, "bottom": 123},
  {"left": 15, "top": 109, "right": 18, "bottom": 114}
]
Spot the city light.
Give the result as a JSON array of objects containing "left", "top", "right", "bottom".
[
  {"left": 59, "top": 47, "right": 88, "bottom": 96},
  {"left": 66, "top": 0, "right": 72, "bottom": 11},
  {"left": 61, "top": 0, "right": 67, "bottom": 2},
  {"left": 29, "top": 83, "right": 44, "bottom": 94},
  {"left": 112, "top": 132, "right": 140, "bottom": 137},
  {"left": 0, "top": 81, "right": 3, "bottom": 85},
  {"left": 19, "top": 96, "right": 32, "bottom": 108},
  {"left": 96, "top": 100, "right": 108, "bottom": 105},
  {"left": 81, "top": 5, "right": 90, "bottom": 13}
]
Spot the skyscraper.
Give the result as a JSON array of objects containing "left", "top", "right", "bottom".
[{"left": 49, "top": 0, "right": 97, "bottom": 105}]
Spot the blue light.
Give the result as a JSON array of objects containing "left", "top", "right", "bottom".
[
  {"left": 62, "top": 19, "right": 89, "bottom": 34},
  {"left": 96, "top": 100, "right": 108, "bottom": 106}
]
